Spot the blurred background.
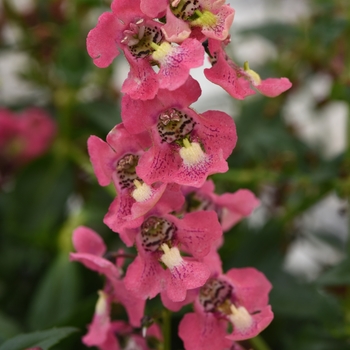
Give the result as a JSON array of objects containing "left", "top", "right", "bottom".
[{"left": 0, "top": 0, "right": 349, "bottom": 349}]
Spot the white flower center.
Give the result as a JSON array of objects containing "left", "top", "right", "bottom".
[
  {"left": 160, "top": 244, "right": 184, "bottom": 270},
  {"left": 228, "top": 305, "right": 253, "bottom": 332},
  {"left": 95, "top": 290, "right": 108, "bottom": 315},
  {"left": 179, "top": 140, "right": 206, "bottom": 166},
  {"left": 132, "top": 179, "right": 153, "bottom": 202}
]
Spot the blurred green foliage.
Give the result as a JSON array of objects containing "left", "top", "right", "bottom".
[{"left": 0, "top": 0, "right": 349, "bottom": 349}]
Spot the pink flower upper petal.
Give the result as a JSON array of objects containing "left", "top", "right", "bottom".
[
  {"left": 72, "top": 226, "right": 106, "bottom": 256},
  {"left": 121, "top": 95, "right": 162, "bottom": 134},
  {"left": 88, "top": 135, "right": 116, "bottom": 187},
  {"left": 106, "top": 123, "right": 151, "bottom": 157},
  {"left": 162, "top": 7, "right": 191, "bottom": 43},
  {"left": 225, "top": 267, "right": 272, "bottom": 312},
  {"left": 179, "top": 312, "right": 231, "bottom": 350},
  {"left": 86, "top": 12, "right": 121, "bottom": 68},
  {"left": 256, "top": 77, "right": 293, "bottom": 97},
  {"left": 122, "top": 50, "right": 159, "bottom": 101},
  {"left": 173, "top": 211, "right": 222, "bottom": 258},
  {"left": 196, "top": 110, "right": 237, "bottom": 159},
  {"left": 140, "top": 0, "right": 167, "bottom": 17},
  {"left": 217, "top": 189, "right": 260, "bottom": 231}
]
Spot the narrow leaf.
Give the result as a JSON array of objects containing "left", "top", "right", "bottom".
[{"left": 0, "top": 327, "right": 78, "bottom": 350}]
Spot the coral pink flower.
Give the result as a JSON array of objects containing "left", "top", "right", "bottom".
[
  {"left": 141, "top": 0, "right": 235, "bottom": 43},
  {"left": 166, "top": 0, "right": 235, "bottom": 40},
  {"left": 122, "top": 77, "right": 237, "bottom": 188},
  {"left": 204, "top": 39, "right": 292, "bottom": 99},
  {"left": 181, "top": 179, "right": 260, "bottom": 231},
  {"left": 83, "top": 290, "right": 120, "bottom": 350},
  {"left": 87, "top": 0, "right": 204, "bottom": 99},
  {"left": 83, "top": 294, "right": 162, "bottom": 350},
  {"left": 70, "top": 226, "right": 145, "bottom": 328},
  {"left": 124, "top": 210, "right": 222, "bottom": 302},
  {"left": 86, "top": 0, "right": 145, "bottom": 68},
  {"left": 179, "top": 267, "right": 274, "bottom": 349},
  {"left": 88, "top": 124, "right": 184, "bottom": 246},
  {"left": 0, "top": 107, "right": 56, "bottom": 180}
]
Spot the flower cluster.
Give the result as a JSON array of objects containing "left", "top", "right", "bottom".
[{"left": 71, "top": 0, "right": 292, "bottom": 348}]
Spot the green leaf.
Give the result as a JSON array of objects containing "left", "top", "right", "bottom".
[
  {"left": 27, "top": 254, "right": 81, "bottom": 330},
  {"left": 0, "top": 327, "right": 78, "bottom": 350},
  {"left": 316, "top": 258, "right": 350, "bottom": 286},
  {"left": 270, "top": 270, "right": 341, "bottom": 322},
  {"left": 239, "top": 22, "right": 299, "bottom": 45},
  {"left": 0, "top": 312, "right": 22, "bottom": 343}
]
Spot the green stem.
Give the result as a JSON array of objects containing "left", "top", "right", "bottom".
[
  {"left": 162, "top": 308, "right": 171, "bottom": 350},
  {"left": 249, "top": 335, "right": 272, "bottom": 350},
  {"left": 347, "top": 102, "right": 350, "bottom": 254},
  {"left": 53, "top": 138, "right": 115, "bottom": 197}
]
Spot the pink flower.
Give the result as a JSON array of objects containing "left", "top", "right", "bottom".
[
  {"left": 83, "top": 290, "right": 120, "bottom": 350},
  {"left": 193, "top": 0, "right": 235, "bottom": 41},
  {"left": 122, "top": 77, "right": 237, "bottom": 187},
  {"left": 204, "top": 39, "right": 292, "bottom": 99},
  {"left": 86, "top": 0, "right": 145, "bottom": 68},
  {"left": 124, "top": 210, "right": 222, "bottom": 302},
  {"left": 87, "top": 0, "right": 204, "bottom": 99},
  {"left": 181, "top": 179, "right": 260, "bottom": 231},
  {"left": 88, "top": 124, "right": 183, "bottom": 246},
  {"left": 83, "top": 294, "right": 162, "bottom": 350},
  {"left": 179, "top": 267, "right": 274, "bottom": 349},
  {"left": 70, "top": 226, "right": 145, "bottom": 327},
  {"left": 142, "top": 0, "right": 235, "bottom": 43},
  {"left": 0, "top": 107, "right": 56, "bottom": 179}
]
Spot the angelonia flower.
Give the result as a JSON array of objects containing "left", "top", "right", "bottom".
[
  {"left": 72, "top": 0, "right": 292, "bottom": 348},
  {"left": 0, "top": 107, "right": 56, "bottom": 185}
]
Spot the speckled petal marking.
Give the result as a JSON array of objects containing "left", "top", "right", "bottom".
[
  {"left": 141, "top": 216, "right": 177, "bottom": 251},
  {"left": 199, "top": 278, "right": 233, "bottom": 313},
  {"left": 157, "top": 109, "right": 196, "bottom": 143},
  {"left": 116, "top": 154, "right": 140, "bottom": 189}
]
